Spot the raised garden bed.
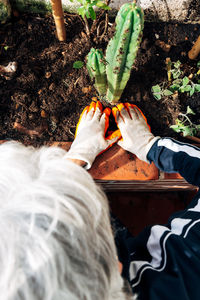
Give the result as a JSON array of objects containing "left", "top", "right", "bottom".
[{"left": 0, "top": 11, "right": 200, "bottom": 189}]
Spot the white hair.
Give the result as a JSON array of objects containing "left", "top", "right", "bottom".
[{"left": 0, "top": 141, "right": 130, "bottom": 300}]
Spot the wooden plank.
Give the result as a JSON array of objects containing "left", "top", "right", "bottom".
[{"left": 96, "top": 179, "right": 198, "bottom": 192}]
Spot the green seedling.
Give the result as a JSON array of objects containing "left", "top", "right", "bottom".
[
  {"left": 151, "top": 84, "right": 173, "bottom": 100},
  {"left": 86, "top": 1, "right": 144, "bottom": 104},
  {"left": 170, "top": 106, "right": 200, "bottom": 137},
  {"left": 70, "top": 0, "right": 110, "bottom": 36},
  {"left": 152, "top": 60, "right": 200, "bottom": 100}
]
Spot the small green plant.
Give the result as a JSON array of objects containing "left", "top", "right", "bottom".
[
  {"left": 73, "top": 61, "right": 84, "bottom": 69},
  {"left": 152, "top": 60, "right": 200, "bottom": 100},
  {"left": 86, "top": 1, "right": 144, "bottom": 104},
  {"left": 70, "top": 0, "right": 110, "bottom": 36},
  {"left": 151, "top": 84, "right": 173, "bottom": 100},
  {"left": 75, "top": 0, "right": 110, "bottom": 20},
  {"left": 170, "top": 106, "right": 200, "bottom": 137}
]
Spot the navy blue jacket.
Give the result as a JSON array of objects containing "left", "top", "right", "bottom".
[{"left": 118, "top": 138, "right": 200, "bottom": 300}]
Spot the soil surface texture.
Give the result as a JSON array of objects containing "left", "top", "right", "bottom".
[{"left": 0, "top": 13, "right": 200, "bottom": 146}]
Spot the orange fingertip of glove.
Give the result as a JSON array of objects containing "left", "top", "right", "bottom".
[
  {"left": 124, "top": 103, "right": 151, "bottom": 131},
  {"left": 112, "top": 106, "right": 119, "bottom": 124},
  {"left": 103, "top": 107, "right": 111, "bottom": 134},
  {"left": 96, "top": 100, "right": 103, "bottom": 112},
  {"left": 112, "top": 102, "right": 151, "bottom": 132},
  {"left": 107, "top": 129, "right": 121, "bottom": 141},
  {"left": 112, "top": 103, "right": 127, "bottom": 124},
  {"left": 89, "top": 101, "right": 96, "bottom": 111},
  {"left": 89, "top": 100, "right": 103, "bottom": 112}
]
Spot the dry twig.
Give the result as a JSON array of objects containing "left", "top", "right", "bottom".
[
  {"left": 0, "top": 62, "right": 17, "bottom": 80},
  {"left": 13, "top": 121, "right": 47, "bottom": 137}
]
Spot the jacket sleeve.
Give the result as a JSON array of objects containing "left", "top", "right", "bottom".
[{"left": 147, "top": 138, "right": 200, "bottom": 187}]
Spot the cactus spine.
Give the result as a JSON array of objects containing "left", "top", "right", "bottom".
[
  {"left": 86, "top": 48, "right": 107, "bottom": 97},
  {"left": 86, "top": 2, "right": 144, "bottom": 104}
]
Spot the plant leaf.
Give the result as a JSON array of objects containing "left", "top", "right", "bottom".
[
  {"left": 163, "top": 89, "right": 173, "bottom": 96},
  {"left": 170, "top": 125, "right": 181, "bottom": 132},
  {"left": 174, "top": 60, "right": 181, "bottom": 69},
  {"left": 88, "top": 6, "right": 96, "bottom": 20},
  {"left": 170, "top": 84, "right": 180, "bottom": 91},
  {"left": 73, "top": 61, "right": 84, "bottom": 69},
  {"left": 96, "top": 1, "right": 110, "bottom": 9},
  {"left": 153, "top": 94, "right": 162, "bottom": 100},
  {"left": 182, "top": 85, "right": 192, "bottom": 92},
  {"left": 152, "top": 85, "right": 161, "bottom": 93},
  {"left": 77, "top": 6, "right": 85, "bottom": 18},
  {"left": 172, "top": 79, "right": 182, "bottom": 85},
  {"left": 176, "top": 119, "right": 185, "bottom": 127},
  {"left": 181, "top": 126, "right": 195, "bottom": 137},
  {"left": 189, "top": 86, "right": 195, "bottom": 96},
  {"left": 186, "top": 106, "right": 195, "bottom": 115},
  {"left": 194, "top": 84, "right": 200, "bottom": 92},
  {"left": 182, "top": 76, "right": 189, "bottom": 86},
  {"left": 171, "top": 69, "right": 181, "bottom": 79},
  {"left": 197, "top": 61, "right": 200, "bottom": 68}
]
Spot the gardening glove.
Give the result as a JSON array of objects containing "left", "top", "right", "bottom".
[
  {"left": 112, "top": 103, "right": 160, "bottom": 163},
  {"left": 65, "top": 101, "right": 120, "bottom": 169}
]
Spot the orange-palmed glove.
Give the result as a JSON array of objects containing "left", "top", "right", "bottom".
[
  {"left": 112, "top": 103, "right": 160, "bottom": 163},
  {"left": 65, "top": 101, "right": 120, "bottom": 169}
]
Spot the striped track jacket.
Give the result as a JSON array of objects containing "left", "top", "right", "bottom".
[{"left": 119, "top": 138, "right": 200, "bottom": 300}]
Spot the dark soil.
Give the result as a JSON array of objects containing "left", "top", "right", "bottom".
[{"left": 0, "top": 12, "right": 200, "bottom": 146}]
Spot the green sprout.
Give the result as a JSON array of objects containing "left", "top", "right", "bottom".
[
  {"left": 170, "top": 106, "right": 200, "bottom": 137},
  {"left": 152, "top": 60, "right": 200, "bottom": 100},
  {"left": 69, "top": 0, "right": 110, "bottom": 36}
]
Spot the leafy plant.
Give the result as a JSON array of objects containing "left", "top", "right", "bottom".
[
  {"left": 70, "top": 0, "right": 110, "bottom": 36},
  {"left": 151, "top": 84, "right": 173, "bottom": 100},
  {"left": 86, "top": 1, "right": 144, "bottom": 104},
  {"left": 75, "top": 0, "right": 110, "bottom": 20},
  {"left": 151, "top": 60, "right": 200, "bottom": 100},
  {"left": 152, "top": 60, "right": 200, "bottom": 100},
  {"left": 170, "top": 106, "right": 200, "bottom": 137}
]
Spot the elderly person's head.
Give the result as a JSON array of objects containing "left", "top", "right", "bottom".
[{"left": 0, "top": 142, "right": 130, "bottom": 300}]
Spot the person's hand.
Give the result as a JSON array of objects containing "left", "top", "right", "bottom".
[
  {"left": 112, "top": 103, "right": 160, "bottom": 163},
  {"left": 65, "top": 101, "right": 120, "bottom": 169}
]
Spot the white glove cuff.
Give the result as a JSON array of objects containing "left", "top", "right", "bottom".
[
  {"left": 64, "top": 151, "right": 93, "bottom": 170},
  {"left": 144, "top": 136, "right": 160, "bottom": 163}
]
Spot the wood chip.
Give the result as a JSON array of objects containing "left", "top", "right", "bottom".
[
  {"left": 45, "top": 72, "right": 51, "bottom": 79},
  {"left": 155, "top": 40, "right": 171, "bottom": 52},
  {"left": 41, "top": 110, "right": 47, "bottom": 118},
  {"left": 82, "top": 86, "right": 92, "bottom": 94}
]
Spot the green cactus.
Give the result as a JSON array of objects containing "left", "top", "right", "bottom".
[
  {"left": 106, "top": 2, "right": 144, "bottom": 103},
  {"left": 86, "top": 48, "right": 107, "bottom": 97},
  {"left": 86, "top": 1, "right": 144, "bottom": 104}
]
